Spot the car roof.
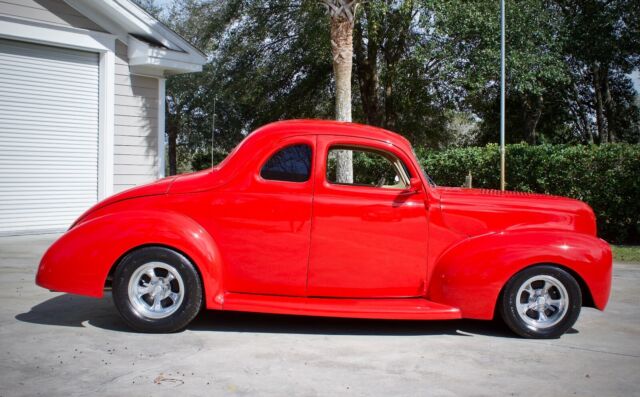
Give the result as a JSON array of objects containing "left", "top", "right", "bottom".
[{"left": 250, "top": 119, "right": 413, "bottom": 150}]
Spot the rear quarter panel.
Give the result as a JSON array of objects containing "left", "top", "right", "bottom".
[
  {"left": 427, "top": 230, "right": 612, "bottom": 319},
  {"left": 36, "top": 209, "right": 224, "bottom": 308}
]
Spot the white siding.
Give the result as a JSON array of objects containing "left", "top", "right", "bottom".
[
  {"left": 0, "top": 0, "right": 106, "bottom": 32},
  {"left": 0, "top": 38, "right": 99, "bottom": 235},
  {"left": 114, "top": 40, "right": 160, "bottom": 193}
]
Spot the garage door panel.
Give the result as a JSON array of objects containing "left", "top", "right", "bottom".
[
  {"left": 2, "top": 94, "right": 98, "bottom": 109},
  {"left": 0, "top": 39, "right": 99, "bottom": 235},
  {"left": 0, "top": 39, "right": 100, "bottom": 64},
  {"left": 0, "top": 55, "right": 100, "bottom": 72},
  {"left": 0, "top": 123, "right": 99, "bottom": 135},
  {"left": 0, "top": 140, "right": 98, "bottom": 152},
  {"left": 0, "top": 135, "right": 97, "bottom": 147},
  {"left": 0, "top": 152, "right": 97, "bottom": 160},
  {"left": 0, "top": 111, "right": 98, "bottom": 124},
  {"left": 1, "top": 84, "right": 96, "bottom": 103},
  {"left": 0, "top": 83, "right": 100, "bottom": 102},
  {"left": 0, "top": 177, "right": 98, "bottom": 184},
  {"left": 0, "top": 97, "right": 98, "bottom": 111},
  {"left": 0, "top": 193, "right": 97, "bottom": 201},
  {"left": 0, "top": 66, "right": 99, "bottom": 87},
  {"left": 0, "top": 98, "right": 98, "bottom": 114}
]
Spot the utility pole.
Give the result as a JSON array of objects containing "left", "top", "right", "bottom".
[{"left": 500, "top": 0, "right": 506, "bottom": 191}]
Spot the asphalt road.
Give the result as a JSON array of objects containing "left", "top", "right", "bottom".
[{"left": 0, "top": 234, "right": 638, "bottom": 396}]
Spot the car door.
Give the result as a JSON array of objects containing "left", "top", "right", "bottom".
[
  {"left": 306, "top": 135, "right": 429, "bottom": 298},
  {"left": 215, "top": 135, "right": 315, "bottom": 296}
]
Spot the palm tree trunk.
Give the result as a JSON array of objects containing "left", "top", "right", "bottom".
[{"left": 326, "top": 1, "right": 358, "bottom": 183}]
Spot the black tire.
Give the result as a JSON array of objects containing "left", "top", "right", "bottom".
[
  {"left": 112, "top": 246, "right": 203, "bottom": 333},
  {"left": 499, "top": 265, "right": 581, "bottom": 339}
]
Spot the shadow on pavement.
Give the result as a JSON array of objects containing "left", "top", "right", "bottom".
[
  {"left": 15, "top": 294, "right": 131, "bottom": 332},
  {"left": 190, "top": 311, "right": 517, "bottom": 338},
  {"left": 16, "top": 293, "right": 527, "bottom": 338}
]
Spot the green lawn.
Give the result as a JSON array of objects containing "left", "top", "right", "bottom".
[{"left": 612, "top": 246, "right": 640, "bottom": 263}]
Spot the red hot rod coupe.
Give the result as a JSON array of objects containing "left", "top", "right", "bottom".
[{"left": 36, "top": 120, "right": 612, "bottom": 338}]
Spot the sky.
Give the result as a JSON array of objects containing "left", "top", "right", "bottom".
[
  {"left": 632, "top": 71, "right": 640, "bottom": 95},
  {"left": 154, "top": 0, "right": 175, "bottom": 6}
]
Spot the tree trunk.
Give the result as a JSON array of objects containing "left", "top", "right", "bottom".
[
  {"left": 383, "top": 65, "right": 397, "bottom": 130},
  {"left": 167, "top": 127, "right": 178, "bottom": 176},
  {"left": 380, "top": 1, "right": 413, "bottom": 130},
  {"left": 592, "top": 64, "right": 606, "bottom": 144},
  {"left": 330, "top": 16, "right": 354, "bottom": 183},
  {"left": 354, "top": 5, "right": 381, "bottom": 126},
  {"left": 166, "top": 100, "right": 178, "bottom": 176},
  {"left": 523, "top": 95, "right": 543, "bottom": 145},
  {"left": 602, "top": 65, "right": 615, "bottom": 143}
]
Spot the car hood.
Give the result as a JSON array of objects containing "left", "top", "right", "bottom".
[{"left": 436, "top": 187, "right": 597, "bottom": 237}]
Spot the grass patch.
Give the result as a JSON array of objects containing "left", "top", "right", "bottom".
[{"left": 612, "top": 246, "right": 640, "bottom": 263}]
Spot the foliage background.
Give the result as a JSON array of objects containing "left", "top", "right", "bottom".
[
  {"left": 420, "top": 143, "right": 640, "bottom": 244},
  {"left": 140, "top": 0, "right": 639, "bottom": 166},
  {"left": 134, "top": 0, "right": 640, "bottom": 244}
]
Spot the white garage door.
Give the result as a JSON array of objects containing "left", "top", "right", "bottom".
[{"left": 0, "top": 39, "right": 99, "bottom": 235}]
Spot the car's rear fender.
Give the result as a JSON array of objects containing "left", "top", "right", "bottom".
[
  {"left": 36, "top": 210, "right": 224, "bottom": 309},
  {"left": 427, "top": 230, "right": 612, "bottom": 319}
]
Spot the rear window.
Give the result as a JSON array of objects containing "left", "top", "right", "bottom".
[{"left": 260, "top": 144, "right": 312, "bottom": 182}]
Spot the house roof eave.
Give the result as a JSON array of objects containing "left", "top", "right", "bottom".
[{"left": 64, "top": 0, "right": 206, "bottom": 75}]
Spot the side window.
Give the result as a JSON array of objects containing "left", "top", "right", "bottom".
[
  {"left": 326, "top": 146, "right": 409, "bottom": 189},
  {"left": 260, "top": 144, "right": 312, "bottom": 182}
]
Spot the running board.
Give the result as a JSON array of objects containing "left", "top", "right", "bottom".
[{"left": 222, "top": 293, "right": 462, "bottom": 320}]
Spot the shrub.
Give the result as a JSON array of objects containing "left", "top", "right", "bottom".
[{"left": 420, "top": 143, "right": 640, "bottom": 244}]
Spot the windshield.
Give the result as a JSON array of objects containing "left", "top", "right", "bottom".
[{"left": 411, "top": 146, "right": 437, "bottom": 188}]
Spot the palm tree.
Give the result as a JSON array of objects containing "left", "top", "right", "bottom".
[{"left": 320, "top": 0, "right": 359, "bottom": 183}]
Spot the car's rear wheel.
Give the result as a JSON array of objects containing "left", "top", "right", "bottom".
[
  {"left": 499, "top": 265, "right": 581, "bottom": 339},
  {"left": 112, "top": 246, "right": 202, "bottom": 333}
]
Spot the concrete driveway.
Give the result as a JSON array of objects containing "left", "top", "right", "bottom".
[{"left": 0, "top": 235, "right": 638, "bottom": 397}]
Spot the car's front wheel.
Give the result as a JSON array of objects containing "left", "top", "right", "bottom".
[
  {"left": 112, "top": 246, "right": 202, "bottom": 333},
  {"left": 499, "top": 265, "right": 581, "bottom": 339}
]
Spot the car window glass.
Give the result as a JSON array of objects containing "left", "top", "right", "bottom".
[
  {"left": 326, "top": 147, "right": 408, "bottom": 189},
  {"left": 260, "top": 144, "right": 312, "bottom": 182}
]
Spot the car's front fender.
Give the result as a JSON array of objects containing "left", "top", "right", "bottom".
[
  {"left": 36, "top": 210, "right": 224, "bottom": 309},
  {"left": 427, "top": 230, "right": 612, "bottom": 319}
]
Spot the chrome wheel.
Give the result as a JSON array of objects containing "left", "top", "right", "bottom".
[
  {"left": 127, "top": 262, "right": 185, "bottom": 319},
  {"left": 516, "top": 275, "right": 568, "bottom": 329}
]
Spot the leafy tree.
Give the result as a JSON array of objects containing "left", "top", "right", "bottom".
[
  {"left": 159, "top": 0, "right": 335, "bottom": 172},
  {"left": 353, "top": 0, "right": 456, "bottom": 146},
  {"left": 434, "top": 0, "right": 571, "bottom": 145},
  {"left": 137, "top": 0, "right": 639, "bottom": 173},
  {"left": 556, "top": 0, "right": 640, "bottom": 143},
  {"left": 434, "top": 0, "right": 639, "bottom": 146},
  {"left": 156, "top": 0, "right": 464, "bottom": 172},
  {"left": 131, "top": 0, "right": 162, "bottom": 17}
]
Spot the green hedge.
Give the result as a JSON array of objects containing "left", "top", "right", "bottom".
[{"left": 419, "top": 143, "right": 640, "bottom": 244}]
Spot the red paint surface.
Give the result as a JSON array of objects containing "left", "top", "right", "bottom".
[{"left": 36, "top": 119, "right": 612, "bottom": 320}]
